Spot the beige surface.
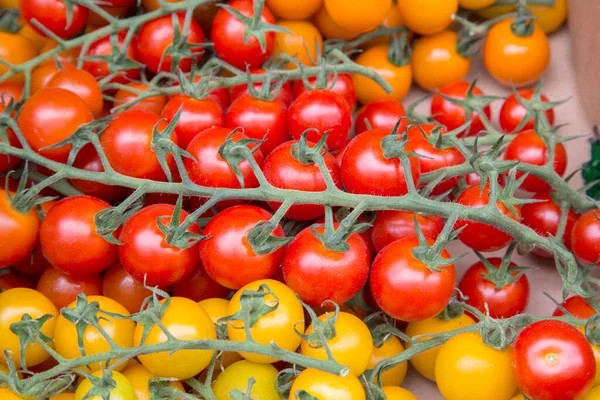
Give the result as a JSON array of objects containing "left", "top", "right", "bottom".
[{"left": 399, "top": 25, "right": 593, "bottom": 399}]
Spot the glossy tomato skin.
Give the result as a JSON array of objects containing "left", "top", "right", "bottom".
[
  {"left": 288, "top": 368, "right": 366, "bottom": 400},
  {"left": 431, "top": 82, "right": 491, "bottom": 137},
  {"left": 396, "top": 0, "right": 457, "bottom": 35},
  {"left": 371, "top": 210, "right": 444, "bottom": 253},
  {"left": 571, "top": 209, "right": 600, "bottom": 266},
  {"left": 137, "top": 13, "right": 205, "bottom": 74},
  {"left": 0, "top": 190, "right": 40, "bottom": 268},
  {"left": 341, "top": 129, "right": 420, "bottom": 196},
  {"left": 20, "top": 0, "right": 89, "bottom": 39},
  {"left": 70, "top": 145, "right": 126, "bottom": 202},
  {"left": 225, "top": 94, "right": 289, "bottom": 156},
  {"left": 113, "top": 82, "right": 167, "bottom": 115},
  {"left": 552, "top": 295, "right": 596, "bottom": 318},
  {"left": 288, "top": 90, "right": 352, "bottom": 151},
  {"left": 263, "top": 140, "right": 342, "bottom": 221},
  {"left": 170, "top": 265, "right": 231, "bottom": 302},
  {"left": 83, "top": 31, "right": 141, "bottom": 84},
  {"left": 119, "top": 204, "right": 200, "bottom": 287},
  {"left": 504, "top": 130, "right": 567, "bottom": 192},
  {"left": 500, "top": 89, "right": 555, "bottom": 133},
  {"left": 36, "top": 267, "right": 103, "bottom": 310},
  {"left": 513, "top": 320, "right": 595, "bottom": 400},
  {"left": 521, "top": 192, "right": 579, "bottom": 257},
  {"left": 369, "top": 238, "right": 456, "bottom": 321},
  {"left": 355, "top": 99, "right": 408, "bottom": 135},
  {"left": 46, "top": 67, "right": 103, "bottom": 116},
  {"left": 213, "top": 360, "right": 279, "bottom": 399},
  {"left": 211, "top": 0, "right": 276, "bottom": 69},
  {"left": 273, "top": 20, "right": 323, "bottom": 70},
  {"left": 230, "top": 68, "right": 293, "bottom": 107},
  {"left": 455, "top": 184, "right": 521, "bottom": 252},
  {"left": 17, "top": 88, "right": 94, "bottom": 162},
  {"left": 458, "top": 258, "right": 530, "bottom": 318},
  {"left": 292, "top": 74, "right": 357, "bottom": 110},
  {"left": 102, "top": 262, "right": 153, "bottom": 314},
  {"left": 283, "top": 225, "right": 370, "bottom": 307},
  {"left": 325, "top": 0, "right": 391, "bottom": 33}
]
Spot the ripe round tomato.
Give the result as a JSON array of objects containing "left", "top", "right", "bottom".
[
  {"left": 69, "top": 145, "right": 126, "bottom": 202},
  {"left": 370, "top": 238, "right": 456, "bottom": 321},
  {"left": 198, "top": 297, "right": 242, "bottom": 369},
  {"left": 361, "top": 5, "right": 406, "bottom": 48},
  {"left": 0, "top": 33, "right": 38, "bottom": 85},
  {"left": 411, "top": 30, "right": 471, "bottom": 91},
  {"left": 39, "top": 40, "right": 81, "bottom": 65},
  {"left": 0, "top": 190, "right": 40, "bottom": 268},
  {"left": 571, "top": 209, "right": 600, "bottom": 266},
  {"left": 171, "top": 266, "right": 231, "bottom": 302},
  {"left": 0, "top": 82, "right": 23, "bottom": 105},
  {"left": 134, "top": 297, "right": 216, "bottom": 379},
  {"left": 553, "top": 295, "right": 596, "bottom": 318},
  {"left": 457, "top": 257, "right": 530, "bottom": 318},
  {"left": 229, "top": 68, "right": 293, "bottom": 107},
  {"left": 272, "top": 20, "right": 323, "bottom": 69},
  {"left": 225, "top": 94, "right": 288, "bottom": 156},
  {"left": 17, "top": 88, "right": 93, "bottom": 162},
  {"left": 483, "top": 18, "right": 550, "bottom": 87},
  {"left": 112, "top": 82, "right": 167, "bottom": 115},
  {"left": 367, "top": 335, "right": 408, "bottom": 386},
  {"left": 288, "top": 368, "right": 366, "bottom": 400},
  {"left": 20, "top": 0, "right": 88, "bottom": 39},
  {"left": 54, "top": 295, "right": 134, "bottom": 372},
  {"left": 40, "top": 196, "right": 118, "bottom": 276},
  {"left": 0, "top": 388, "right": 27, "bottom": 399},
  {"left": 341, "top": 129, "right": 421, "bottom": 196},
  {"left": 30, "top": 62, "right": 73, "bottom": 94},
  {"left": 83, "top": 31, "right": 141, "bottom": 84},
  {"left": 503, "top": 130, "right": 567, "bottom": 192},
  {"left": 529, "top": 0, "right": 568, "bottom": 34},
  {"left": 371, "top": 210, "right": 444, "bottom": 253},
  {"left": 355, "top": 99, "right": 407, "bottom": 135},
  {"left": 381, "top": 387, "right": 417, "bottom": 400},
  {"left": 13, "top": 245, "right": 50, "bottom": 277},
  {"left": 431, "top": 82, "right": 491, "bottom": 137},
  {"left": 455, "top": 184, "right": 521, "bottom": 252},
  {"left": 353, "top": 45, "right": 412, "bottom": 105},
  {"left": 36, "top": 267, "right": 102, "bottom": 310},
  {"left": 396, "top": 0, "right": 458, "bottom": 35},
  {"left": 137, "top": 13, "right": 204, "bottom": 74},
  {"left": 75, "top": 370, "right": 135, "bottom": 400},
  {"left": 313, "top": 5, "right": 360, "bottom": 41},
  {"left": 513, "top": 320, "right": 595, "bottom": 400},
  {"left": 436, "top": 332, "right": 518, "bottom": 400},
  {"left": 0, "top": 288, "right": 57, "bottom": 368},
  {"left": 102, "top": 262, "right": 153, "bottom": 314},
  {"left": 0, "top": 269, "right": 36, "bottom": 291},
  {"left": 212, "top": 360, "right": 279, "bottom": 399},
  {"left": 499, "top": 89, "right": 555, "bottom": 133},
  {"left": 263, "top": 140, "right": 342, "bottom": 220},
  {"left": 45, "top": 68, "right": 103, "bottom": 116},
  {"left": 266, "top": 0, "right": 321, "bottom": 20},
  {"left": 288, "top": 89, "right": 352, "bottom": 151},
  {"left": 324, "top": 0, "right": 391, "bottom": 33},
  {"left": 292, "top": 74, "right": 357, "bottom": 110},
  {"left": 282, "top": 224, "right": 370, "bottom": 307},
  {"left": 212, "top": 0, "right": 276, "bottom": 69},
  {"left": 458, "top": 0, "right": 495, "bottom": 9},
  {"left": 101, "top": 109, "right": 175, "bottom": 181},
  {"left": 521, "top": 192, "right": 579, "bottom": 257},
  {"left": 119, "top": 204, "right": 200, "bottom": 287},
  {"left": 122, "top": 363, "right": 184, "bottom": 400},
  {"left": 301, "top": 311, "right": 373, "bottom": 376}
]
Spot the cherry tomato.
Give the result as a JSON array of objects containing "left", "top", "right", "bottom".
[
  {"left": 458, "top": 0, "right": 495, "bottom": 10},
  {"left": 212, "top": 360, "right": 279, "bottom": 400},
  {"left": 46, "top": 67, "right": 103, "bottom": 116},
  {"left": 102, "top": 262, "right": 153, "bottom": 314},
  {"left": 134, "top": 297, "right": 216, "bottom": 379},
  {"left": 584, "top": 386, "right": 600, "bottom": 400},
  {"left": 529, "top": 0, "right": 568, "bottom": 34},
  {"left": 122, "top": 363, "right": 184, "bottom": 400},
  {"left": 513, "top": 320, "right": 595, "bottom": 400},
  {"left": 13, "top": 245, "right": 50, "bottom": 276},
  {"left": 499, "top": 89, "right": 555, "bottom": 133},
  {"left": 87, "top": 4, "right": 132, "bottom": 27},
  {"left": 112, "top": 82, "right": 167, "bottom": 115},
  {"left": 0, "top": 288, "right": 57, "bottom": 368},
  {"left": 83, "top": 31, "right": 141, "bottom": 84},
  {"left": 0, "top": 269, "right": 36, "bottom": 292},
  {"left": 361, "top": 5, "right": 406, "bottom": 48},
  {"left": 396, "top": 0, "right": 458, "bottom": 35},
  {"left": 355, "top": 99, "right": 408, "bottom": 135},
  {"left": 0, "top": 190, "right": 40, "bottom": 268},
  {"left": 225, "top": 93, "right": 288, "bottom": 156},
  {"left": 483, "top": 18, "right": 550, "bottom": 87},
  {"left": 571, "top": 209, "right": 600, "bottom": 266},
  {"left": 293, "top": 73, "right": 357, "bottom": 110},
  {"left": 381, "top": 387, "right": 417, "bottom": 400},
  {"left": 272, "top": 20, "right": 323, "bottom": 69},
  {"left": 36, "top": 267, "right": 102, "bottom": 310},
  {"left": 371, "top": 210, "right": 444, "bottom": 253},
  {"left": 0, "top": 33, "right": 37, "bottom": 85},
  {"left": 30, "top": 62, "right": 73, "bottom": 94},
  {"left": 197, "top": 298, "right": 243, "bottom": 370},
  {"left": 289, "top": 368, "right": 366, "bottom": 400},
  {"left": 137, "top": 13, "right": 205, "bottom": 74},
  {"left": 367, "top": 335, "right": 408, "bottom": 386},
  {"left": 69, "top": 145, "right": 125, "bottom": 202},
  {"left": 503, "top": 130, "right": 567, "bottom": 192},
  {"left": 0, "top": 82, "right": 23, "bottom": 105},
  {"left": 119, "top": 204, "right": 200, "bottom": 287},
  {"left": 553, "top": 295, "right": 596, "bottom": 318},
  {"left": 341, "top": 129, "right": 420, "bottom": 196},
  {"left": 411, "top": 30, "right": 471, "bottom": 91},
  {"left": 39, "top": 40, "right": 82, "bottom": 65},
  {"left": 17, "top": 88, "right": 94, "bottom": 162},
  {"left": 75, "top": 370, "right": 135, "bottom": 400},
  {"left": 266, "top": 0, "right": 322, "bottom": 20},
  {"left": 171, "top": 265, "right": 231, "bottom": 302},
  {"left": 521, "top": 191, "right": 579, "bottom": 258},
  {"left": 353, "top": 45, "right": 412, "bottom": 105},
  {"left": 20, "top": 0, "right": 88, "bottom": 39},
  {"left": 229, "top": 68, "right": 293, "bottom": 107},
  {"left": 324, "top": 0, "right": 391, "bottom": 33},
  {"left": 313, "top": 5, "right": 359, "bottom": 41},
  {"left": 283, "top": 224, "right": 370, "bottom": 307},
  {"left": 263, "top": 140, "right": 342, "bottom": 220},
  {"left": 431, "top": 82, "right": 491, "bottom": 137},
  {"left": 455, "top": 184, "right": 521, "bottom": 252}
]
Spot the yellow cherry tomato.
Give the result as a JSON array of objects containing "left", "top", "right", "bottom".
[
  {"left": 368, "top": 335, "right": 407, "bottom": 386},
  {"left": 324, "top": 0, "right": 392, "bottom": 33},
  {"left": 510, "top": 395, "right": 525, "bottom": 400},
  {"left": 18, "top": 23, "right": 50, "bottom": 50},
  {"left": 584, "top": 386, "right": 600, "bottom": 400},
  {"left": 0, "top": 0, "right": 19, "bottom": 7},
  {"left": 289, "top": 368, "right": 365, "bottom": 400},
  {"left": 273, "top": 20, "right": 323, "bottom": 70},
  {"left": 363, "top": 5, "right": 406, "bottom": 48},
  {"left": 54, "top": 296, "right": 134, "bottom": 372},
  {"left": 0, "top": 388, "right": 26, "bottom": 399},
  {"left": 529, "top": 0, "right": 568, "bottom": 34},
  {"left": 75, "top": 371, "right": 136, "bottom": 400},
  {"left": 266, "top": 0, "right": 323, "bottom": 20},
  {"left": 49, "top": 393, "right": 75, "bottom": 400},
  {"left": 483, "top": 18, "right": 550, "bottom": 87},
  {"left": 577, "top": 326, "right": 600, "bottom": 387},
  {"left": 0, "top": 32, "right": 38, "bottom": 84},
  {"left": 212, "top": 360, "right": 279, "bottom": 400},
  {"left": 313, "top": 6, "right": 360, "bottom": 41},
  {"left": 396, "top": 0, "right": 458, "bottom": 35},
  {"left": 435, "top": 332, "right": 518, "bottom": 400},
  {"left": 134, "top": 297, "right": 216, "bottom": 380},
  {"left": 0, "top": 288, "right": 57, "bottom": 368},
  {"left": 353, "top": 44, "right": 412, "bottom": 105},
  {"left": 411, "top": 30, "right": 472, "bottom": 91},
  {"left": 476, "top": 5, "right": 515, "bottom": 19},
  {"left": 227, "top": 279, "right": 304, "bottom": 364},
  {"left": 459, "top": 0, "right": 495, "bottom": 10},
  {"left": 199, "top": 298, "right": 242, "bottom": 369},
  {"left": 122, "top": 364, "right": 184, "bottom": 400},
  {"left": 301, "top": 311, "right": 373, "bottom": 376},
  {"left": 405, "top": 314, "right": 475, "bottom": 381},
  {"left": 382, "top": 387, "right": 418, "bottom": 400}
]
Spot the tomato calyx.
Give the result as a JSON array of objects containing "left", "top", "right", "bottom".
[
  {"left": 476, "top": 243, "right": 532, "bottom": 290},
  {"left": 94, "top": 187, "right": 146, "bottom": 245},
  {"left": 311, "top": 205, "right": 370, "bottom": 253},
  {"left": 386, "top": 30, "right": 411, "bottom": 67},
  {"left": 411, "top": 213, "right": 465, "bottom": 272},
  {"left": 364, "top": 312, "right": 408, "bottom": 348},
  {"left": 247, "top": 200, "right": 293, "bottom": 256},
  {"left": 297, "top": 300, "right": 339, "bottom": 348},
  {"left": 585, "top": 313, "right": 600, "bottom": 346},
  {"left": 290, "top": 130, "right": 328, "bottom": 166},
  {"left": 156, "top": 195, "right": 205, "bottom": 249},
  {"left": 508, "top": 82, "right": 563, "bottom": 134},
  {"left": 244, "top": 69, "right": 288, "bottom": 102},
  {"left": 6, "top": 165, "right": 58, "bottom": 214},
  {"left": 157, "top": 12, "right": 207, "bottom": 74},
  {"left": 219, "top": 284, "right": 279, "bottom": 329},
  {"left": 217, "top": 128, "right": 264, "bottom": 188},
  {"left": 150, "top": 109, "right": 193, "bottom": 183},
  {"left": 7, "top": 312, "right": 53, "bottom": 370},
  {"left": 510, "top": 6, "right": 536, "bottom": 37}
]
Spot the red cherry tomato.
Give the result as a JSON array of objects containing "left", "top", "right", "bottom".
[
  {"left": 371, "top": 210, "right": 444, "bottom": 253},
  {"left": 292, "top": 74, "right": 357, "bottom": 110},
  {"left": 20, "top": 0, "right": 89, "bottom": 39},
  {"left": 571, "top": 209, "right": 600, "bottom": 266},
  {"left": 170, "top": 266, "right": 231, "bottom": 302},
  {"left": 552, "top": 295, "right": 596, "bottom": 318},
  {"left": 13, "top": 246, "right": 50, "bottom": 276},
  {"left": 36, "top": 267, "right": 103, "bottom": 310},
  {"left": 46, "top": 67, "right": 104, "bottom": 117},
  {"left": 0, "top": 82, "right": 23, "bottom": 105},
  {"left": 230, "top": 68, "right": 293, "bottom": 107},
  {"left": 0, "top": 269, "right": 36, "bottom": 292},
  {"left": 83, "top": 31, "right": 141, "bottom": 85},
  {"left": 282, "top": 224, "right": 370, "bottom": 307},
  {"left": 69, "top": 145, "right": 126, "bottom": 203},
  {"left": 500, "top": 89, "right": 555, "bottom": 133},
  {"left": 119, "top": 204, "right": 200, "bottom": 287},
  {"left": 102, "top": 262, "right": 153, "bottom": 314},
  {"left": 513, "top": 320, "right": 595, "bottom": 400},
  {"left": 0, "top": 190, "right": 39, "bottom": 268},
  {"left": 288, "top": 90, "right": 352, "bottom": 151},
  {"left": 168, "top": 76, "right": 230, "bottom": 110},
  {"left": 369, "top": 238, "right": 456, "bottom": 322},
  {"left": 355, "top": 99, "right": 408, "bottom": 135}
]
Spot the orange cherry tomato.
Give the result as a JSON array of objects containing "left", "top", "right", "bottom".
[
  {"left": 46, "top": 67, "right": 104, "bottom": 116},
  {"left": 0, "top": 190, "right": 40, "bottom": 268},
  {"left": 266, "top": 0, "right": 322, "bottom": 20},
  {"left": 396, "top": 0, "right": 458, "bottom": 35},
  {"left": 18, "top": 22, "right": 50, "bottom": 50},
  {"left": 459, "top": 0, "right": 495, "bottom": 10},
  {"left": 30, "top": 62, "right": 74, "bottom": 94},
  {"left": 113, "top": 82, "right": 167, "bottom": 115},
  {"left": 272, "top": 20, "right": 323, "bottom": 70},
  {"left": 0, "top": 82, "right": 23, "bottom": 105},
  {"left": 362, "top": 5, "right": 406, "bottom": 48},
  {"left": 313, "top": 5, "right": 359, "bottom": 41},
  {"left": 324, "top": 0, "right": 392, "bottom": 33},
  {"left": 40, "top": 41, "right": 82, "bottom": 65},
  {"left": 0, "top": 32, "right": 38, "bottom": 84}
]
